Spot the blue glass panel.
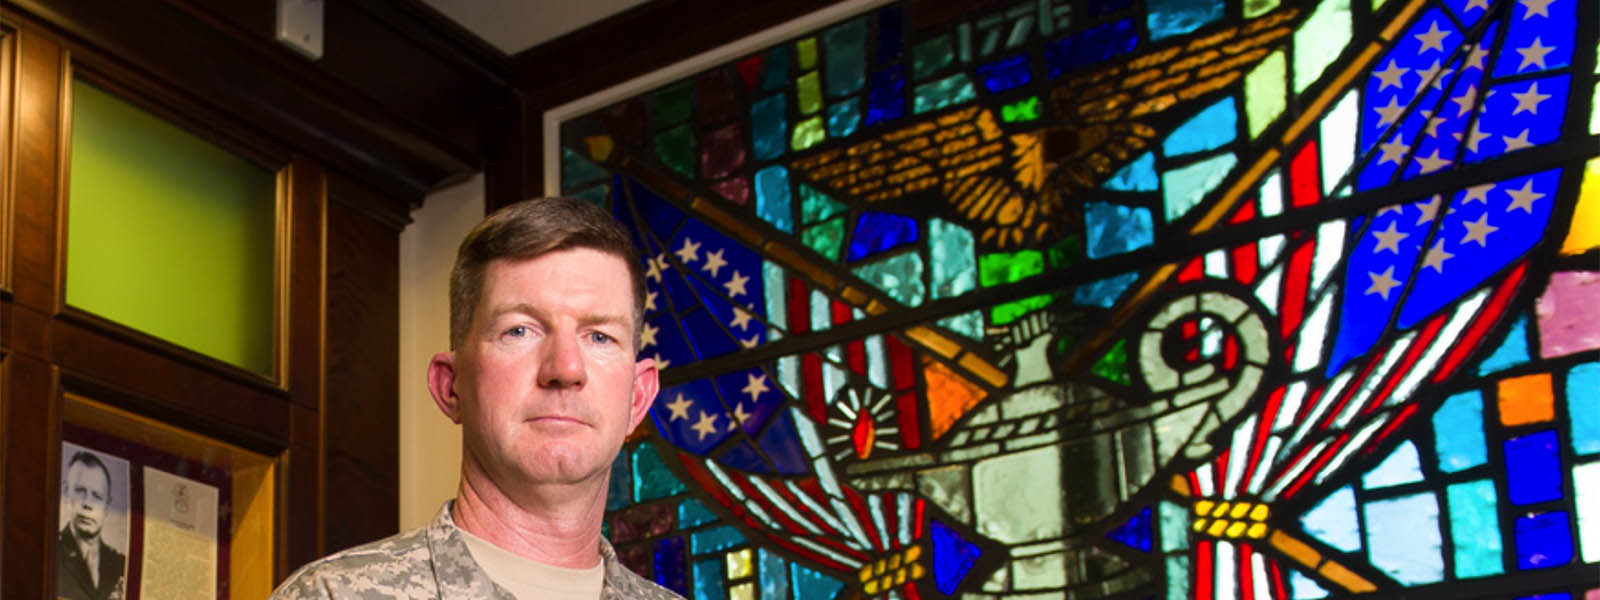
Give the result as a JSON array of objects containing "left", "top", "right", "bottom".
[
  {"left": 1089, "top": 0, "right": 1134, "bottom": 16},
  {"left": 682, "top": 306, "right": 741, "bottom": 359},
  {"left": 754, "top": 166, "right": 794, "bottom": 233},
  {"left": 654, "top": 536, "right": 689, "bottom": 594},
  {"left": 679, "top": 497, "right": 718, "bottom": 528},
  {"left": 790, "top": 562, "right": 846, "bottom": 600},
  {"left": 1046, "top": 19, "right": 1138, "bottom": 78},
  {"left": 1084, "top": 202, "right": 1154, "bottom": 259},
  {"left": 1105, "top": 152, "right": 1158, "bottom": 192},
  {"left": 1163, "top": 97, "right": 1238, "bottom": 156},
  {"left": 1440, "top": 0, "right": 1490, "bottom": 26},
  {"left": 760, "top": 44, "right": 791, "bottom": 93},
  {"left": 693, "top": 556, "right": 725, "bottom": 600},
  {"left": 930, "top": 520, "right": 983, "bottom": 594},
  {"left": 864, "top": 65, "right": 906, "bottom": 126},
  {"left": 853, "top": 253, "right": 926, "bottom": 306},
  {"left": 716, "top": 440, "right": 776, "bottom": 475},
  {"left": 848, "top": 211, "right": 920, "bottom": 260},
  {"left": 1518, "top": 594, "right": 1572, "bottom": 600},
  {"left": 759, "top": 548, "right": 790, "bottom": 598},
  {"left": 1479, "top": 314, "right": 1533, "bottom": 375},
  {"left": 1447, "top": 479, "right": 1504, "bottom": 578},
  {"left": 645, "top": 312, "right": 699, "bottom": 367},
  {"left": 1355, "top": 11, "right": 1480, "bottom": 190},
  {"left": 1515, "top": 511, "right": 1574, "bottom": 570},
  {"left": 691, "top": 525, "right": 747, "bottom": 555},
  {"left": 1492, "top": 0, "right": 1574, "bottom": 77},
  {"left": 1289, "top": 569, "right": 1329, "bottom": 599},
  {"left": 1505, "top": 430, "right": 1564, "bottom": 506},
  {"left": 1362, "top": 492, "right": 1444, "bottom": 585},
  {"left": 1302, "top": 485, "right": 1362, "bottom": 552},
  {"left": 607, "top": 451, "right": 632, "bottom": 510},
  {"left": 751, "top": 95, "right": 787, "bottom": 162},
  {"left": 826, "top": 99, "right": 861, "bottom": 138},
  {"left": 913, "top": 74, "right": 977, "bottom": 114},
  {"left": 1147, "top": 0, "right": 1223, "bottom": 41},
  {"left": 876, "top": 5, "right": 902, "bottom": 62},
  {"left": 1569, "top": 363, "right": 1600, "bottom": 455},
  {"left": 1362, "top": 440, "right": 1424, "bottom": 489},
  {"left": 1161, "top": 153, "right": 1238, "bottom": 221},
  {"left": 562, "top": 147, "right": 609, "bottom": 191},
  {"left": 1434, "top": 391, "right": 1488, "bottom": 472},
  {"left": 653, "top": 379, "right": 732, "bottom": 454},
  {"left": 634, "top": 442, "right": 690, "bottom": 501},
  {"left": 823, "top": 19, "right": 868, "bottom": 98},
  {"left": 1106, "top": 506, "right": 1153, "bottom": 552},
  {"left": 712, "top": 366, "right": 782, "bottom": 434},
  {"left": 755, "top": 409, "right": 811, "bottom": 475},
  {"left": 1467, "top": 75, "right": 1571, "bottom": 164},
  {"left": 1072, "top": 271, "right": 1138, "bottom": 308},
  {"left": 975, "top": 54, "right": 1031, "bottom": 93},
  {"left": 613, "top": 175, "right": 685, "bottom": 254}
]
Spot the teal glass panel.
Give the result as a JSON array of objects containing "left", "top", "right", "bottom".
[
  {"left": 797, "top": 72, "right": 823, "bottom": 115},
  {"left": 1001, "top": 96, "right": 1041, "bottom": 122},
  {"left": 1147, "top": 0, "right": 1223, "bottom": 41},
  {"left": 1301, "top": 485, "right": 1362, "bottom": 552},
  {"left": 1158, "top": 501, "right": 1189, "bottom": 552},
  {"left": 853, "top": 253, "right": 925, "bottom": 306},
  {"left": 826, "top": 99, "right": 861, "bottom": 138},
  {"left": 1361, "top": 440, "right": 1424, "bottom": 489},
  {"left": 759, "top": 548, "right": 791, "bottom": 598},
  {"left": 562, "top": 147, "right": 609, "bottom": 192},
  {"left": 913, "top": 34, "right": 954, "bottom": 79},
  {"left": 654, "top": 124, "right": 695, "bottom": 177},
  {"left": 1447, "top": 479, "right": 1505, "bottom": 578},
  {"left": 1434, "top": 391, "right": 1489, "bottom": 472},
  {"left": 1072, "top": 272, "right": 1139, "bottom": 308},
  {"left": 1363, "top": 492, "right": 1444, "bottom": 585},
  {"left": 1085, "top": 202, "right": 1154, "bottom": 259},
  {"left": 633, "top": 442, "right": 689, "bottom": 501},
  {"left": 1569, "top": 363, "right": 1600, "bottom": 455},
  {"left": 938, "top": 311, "right": 983, "bottom": 340},
  {"left": 790, "top": 116, "right": 826, "bottom": 151},
  {"left": 1106, "top": 152, "right": 1159, "bottom": 192},
  {"left": 913, "top": 74, "right": 977, "bottom": 114},
  {"left": 1162, "top": 153, "right": 1238, "bottom": 222},
  {"left": 690, "top": 525, "right": 747, "bottom": 554},
  {"left": 752, "top": 95, "right": 787, "bottom": 161},
  {"left": 573, "top": 185, "right": 609, "bottom": 206},
  {"left": 607, "top": 451, "right": 632, "bottom": 510},
  {"left": 1162, "top": 97, "right": 1238, "bottom": 157},
  {"left": 761, "top": 45, "right": 792, "bottom": 93},
  {"left": 755, "top": 166, "right": 794, "bottom": 233},
  {"left": 929, "top": 218, "right": 976, "bottom": 299},
  {"left": 799, "top": 184, "right": 847, "bottom": 224},
  {"left": 790, "top": 562, "right": 845, "bottom": 600},
  {"left": 694, "top": 557, "right": 725, "bottom": 600},
  {"left": 1479, "top": 314, "right": 1533, "bottom": 375},
  {"left": 679, "top": 497, "right": 718, "bottom": 528},
  {"left": 651, "top": 82, "right": 694, "bottom": 127},
  {"left": 823, "top": 18, "right": 868, "bottom": 98},
  {"left": 801, "top": 217, "right": 845, "bottom": 262}
]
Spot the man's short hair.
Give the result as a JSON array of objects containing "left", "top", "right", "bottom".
[
  {"left": 65, "top": 450, "right": 112, "bottom": 503},
  {"left": 448, "top": 198, "right": 647, "bottom": 349}
]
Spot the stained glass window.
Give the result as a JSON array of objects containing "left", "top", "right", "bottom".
[{"left": 558, "top": 1, "right": 1600, "bottom": 598}]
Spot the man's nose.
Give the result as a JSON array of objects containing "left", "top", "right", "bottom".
[{"left": 539, "top": 333, "right": 587, "bottom": 388}]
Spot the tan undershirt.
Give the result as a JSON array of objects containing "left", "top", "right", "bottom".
[{"left": 457, "top": 525, "right": 605, "bottom": 600}]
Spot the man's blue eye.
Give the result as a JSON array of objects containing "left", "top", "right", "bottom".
[
  {"left": 591, "top": 332, "right": 614, "bottom": 344},
  {"left": 506, "top": 326, "right": 527, "bottom": 337}
]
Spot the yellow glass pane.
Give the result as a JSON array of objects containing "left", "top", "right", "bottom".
[
  {"left": 67, "top": 80, "right": 277, "bottom": 376},
  {"left": 1562, "top": 158, "right": 1600, "bottom": 255}
]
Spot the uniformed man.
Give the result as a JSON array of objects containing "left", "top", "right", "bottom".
[
  {"left": 58, "top": 450, "right": 127, "bottom": 600},
  {"left": 272, "top": 198, "right": 681, "bottom": 599}
]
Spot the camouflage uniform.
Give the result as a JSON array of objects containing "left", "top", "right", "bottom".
[{"left": 271, "top": 502, "right": 683, "bottom": 599}]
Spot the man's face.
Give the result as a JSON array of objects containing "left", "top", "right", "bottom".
[
  {"left": 443, "top": 248, "right": 657, "bottom": 493},
  {"left": 65, "top": 462, "right": 109, "bottom": 540}
]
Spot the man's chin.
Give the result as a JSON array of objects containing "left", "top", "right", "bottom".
[{"left": 73, "top": 519, "right": 100, "bottom": 539}]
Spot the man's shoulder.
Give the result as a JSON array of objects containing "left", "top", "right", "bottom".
[
  {"left": 269, "top": 526, "right": 439, "bottom": 599},
  {"left": 603, "top": 565, "right": 685, "bottom": 600}
]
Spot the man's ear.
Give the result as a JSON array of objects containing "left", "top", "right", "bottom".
[
  {"left": 428, "top": 351, "right": 462, "bottom": 424},
  {"left": 627, "top": 357, "right": 661, "bottom": 433}
]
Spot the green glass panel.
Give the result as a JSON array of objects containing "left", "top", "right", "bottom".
[
  {"left": 1001, "top": 96, "right": 1041, "bottom": 122},
  {"left": 1293, "top": 0, "right": 1352, "bottom": 94},
  {"left": 799, "top": 184, "right": 848, "bottom": 224},
  {"left": 1244, "top": 0, "right": 1280, "bottom": 17},
  {"left": 823, "top": 18, "right": 867, "bottom": 98},
  {"left": 929, "top": 219, "right": 976, "bottom": 299},
  {"left": 67, "top": 80, "right": 275, "bottom": 375},
  {"left": 654, "top": 124, "right": 695, "bottom": 177},
  {"left": 1092, "top": 339, "right": 1131, "bottom": 385},
  {"left": 651, "top": 81, "right": 694, "bottom": 128},
  {"left": 1372, "top": 0, "right": 1388, "bottom": 10},
  {"left": 561, "top": 147, "right": 609, "bottom": 192},
  {"left": 790, "top": 116, "right": 826, "bottom": 151},
  {"left": 802, "top": 218, "right": 845, "bottom": 262},
  {"left": 1591, "top": 81, "right": 1600, "bottom": 134},
  {"left": 797, "top": 72, "right": 823, "bottom": 115},
  {"left": 796, "top": 37, "right": 818, "bottom": 70},
  {"left": 912, "top": 35, "right": 954, "bottom": 79},
  {"left": 1245, "top": 50, "right": 1287, "bottom": 139},
  {"left": 913, "top": 74, "right": 977, "bottom": 115},
  {"left": 852, "top": 253, "right": 925, "bottom": 306},
  {"left": 991, "top": 292, "right": 1056, "bottom": 326},
  {"left": 979, "top": 249, "right": 1045, "bottom": 287},
  {"left": 1046, "top": 233, "right": 1085, "bottom": 269}
]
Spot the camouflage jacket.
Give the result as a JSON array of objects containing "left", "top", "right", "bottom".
[{"left": 270, "top": 502, "right": 683, "bottom": 599}]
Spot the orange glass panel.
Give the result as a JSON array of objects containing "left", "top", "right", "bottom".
[
  {"left": 1497, "top": 372, "right": 1554, "bottom": 426},
  {"left": 924, "top": 356, "right": 987, "bottom": 440}
]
